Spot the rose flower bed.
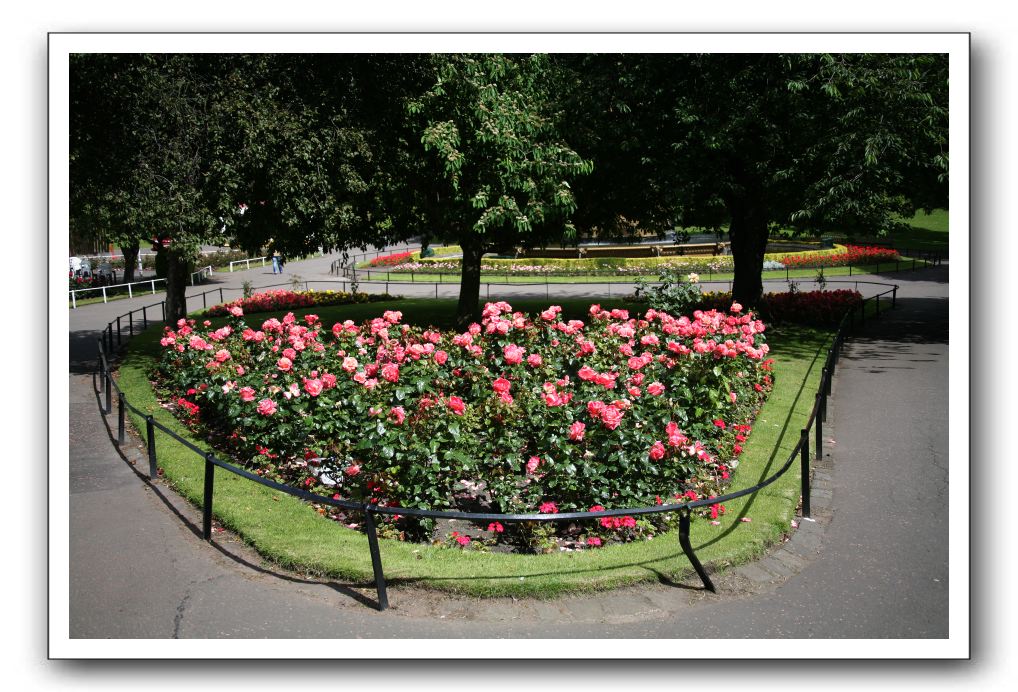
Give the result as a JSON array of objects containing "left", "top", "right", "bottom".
[
  {"left": 156, "top": 300, "right": 773, "bottom": 552},
  {"left": 205, "top": 289, "right": 393, "bottom": 318},
  {"left": 691, "top": 289, "right": 864, "bottom": 328}
]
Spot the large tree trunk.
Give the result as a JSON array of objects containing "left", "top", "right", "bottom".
[
  {"left": 728, "top": 204, "right": 770, "bottom": 307},
  {"left": 164, "top": 247, "right": 190, "bottom": 325},
  {"left": 455, "top": 236, "right": 484, "bottom": 329},
  {"left": 121, "top": 240, "right": 140, "bottom": 284}
]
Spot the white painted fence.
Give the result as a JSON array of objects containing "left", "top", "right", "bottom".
[{"left": 69, "top": 266, "right": 213, "bottom": 308}]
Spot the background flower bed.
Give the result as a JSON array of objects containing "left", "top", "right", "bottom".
[
  {"left": 118, "top": 298, "right": 830, "bottom": 596},
  {"left": 157, "top": 298, "right": 773, "bottom": 552},
  {"left": 359, "top": 245, "right": 868, "bottom": 277},
  {"left": 204, "top": 289, "right": 394, "bottom": 317}
]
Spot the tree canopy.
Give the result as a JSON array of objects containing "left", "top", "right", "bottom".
[{"left": 69, "top": 52, "right": 948, "bottom": 321}]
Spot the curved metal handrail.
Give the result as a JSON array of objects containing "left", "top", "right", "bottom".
[{"left": 93, "top": 278, "right": 900, "bottom": 610}]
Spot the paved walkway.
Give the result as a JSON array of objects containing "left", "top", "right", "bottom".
[{"left": 65, "top": 252, "right": 950, "bottom": 638}]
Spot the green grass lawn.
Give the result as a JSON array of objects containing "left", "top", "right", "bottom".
[{"left": 116, "top": 298, "right": 832, "bottom": 597}]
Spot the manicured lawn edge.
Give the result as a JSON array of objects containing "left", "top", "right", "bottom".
[{"left": 116, "top": 298, "right": 830, "bottom": 598}]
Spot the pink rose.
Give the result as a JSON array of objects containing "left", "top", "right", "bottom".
[
  {"left": 304, "top": 378, "right": 324, "bottom": 397},
  {"left": 389, "top": 406, "right": 406, "bottom": 425},
  {"left": 526, "top": 456, "right": 541, "bottom": 474},
  {"left": 239, "top": 386, "right": 256, "bottom": 402},
  {"left": 229, "top": 306, "right": 244, "bottom": 317},
  {"left": 256, "top": 398, "right": 277, "bottom": 416},
  {"left": 321, "top": 372, "right": 337, "bottom": 388},
  {"left": 214, "top": 349, "right": 231, "bottom": 363},
  {"left": 538, "top": 501, "right": 558, "bottom": 514},
  {"left": 568, "top": 421, "right": 586, "bottom": 441},
  {"left": 342, "top": 356, "right": 358, "bottom": 373},
  {"left": 601, "top": 405, "right": 623, "bottom": 430},
  {"left": 492, "top": 377, "right": 511, "bottom": 394},
  {"left": 647, "top": 382, "right": 665, "bottom": 396},
  {"left": 578, "top": 365, "right": 596, "bottom": 381},
  {"left": 380, "top": 363, "right": 400, "bottom": 382},
  {"left": 277, "top": 357, "right": 292, "bottom": 372},
  {"left": 648, "top": 440, "right": 666, "bottom": 460},
  {"left": 527, "top": 353, "right": 543, "bottom": 367},
  {"left": 447, "top": 396, "right": 466, "bottom": 416},
  {"left": 502, "top": 344, "right": 525, "bottom": 365},
  {"left": 435, "top": 350, "right": 448, "bottom": 365},
  {"left": 345, "top": 464, "right": 361, "bottom": 477},
  {"left": 587, "top": 400, "right": 605, "bottom": 418}
]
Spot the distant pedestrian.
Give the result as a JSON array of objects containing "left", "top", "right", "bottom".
[
  {"left": 271, "top": 250, "right": 281, "bottom": 274},
  {"left": 278, "top": 254, "right": 286, "bottom": 272}
]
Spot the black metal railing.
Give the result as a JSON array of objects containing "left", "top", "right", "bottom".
[{"left": 93, "top": 280, "right": 899, "bottom": 611}]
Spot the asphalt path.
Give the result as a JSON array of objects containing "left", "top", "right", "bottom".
[{"left": 63, "top": 251, "right": 950, "bottom": 639}]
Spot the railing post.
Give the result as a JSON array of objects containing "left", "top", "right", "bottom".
[
  {"left": 116, "top": 317, "right": 122, "bottom": 346},
  {"left": 129, "top": 312, "right": 134, "bottom": 337},
  {"left": 875, "top": 294, "right": 880, "bottom": 316},
  {"left": 143, "top": 305, "right": 148, "bottom": 330},
  {"left": 151, "top": 279, "right": 156, "bottom": 295},
  {"left": 363, "top": 510, "right": 390, "bottom": 611},
  {"left": 219, "top": 288, "right": 224, "bottom": 303},
  {"left": 128, "top": 283, "right": 133, "bottom": 299},
  {"left": 117, "top": 392, "right": 126, "bottom": 445},
  {"left": 202, "top": 454, "right": 215, "bottom": 541},
  {"left": 105, "top": 368, "right": 112, "bottom": 414},
  {"left": 816, "top": 395, "right": 824, "bottom": 460},
  {"left": 678, "top": 508, "right": 715, "bottom": 592},
  {"left": 146, "top": 416, "right": 158, "bottom": 480},
  {"left": 800, "top": 429, "right": 811, "bottom": 518},
  {"left": 892, "top": 286, "right": 898, "bottom": 309},
  {"left": 102, "top": 286, "right": 108, "bottom": 304}
]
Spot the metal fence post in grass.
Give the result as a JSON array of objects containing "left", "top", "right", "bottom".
[
  {"left": 146, "top": 416, "right": 158, "bottom": 480},
  {"left": 116, "top": 317, "right": 122, "bottom": 346},
  {"left": 678, "top": 508, "right": 715, "bottom": 592},
  {"left": 800, "top": 429, "right": 811, "bottom": 518},
  {"left": 892, "top": 286, "right": 898, "bottom": 309},
  {"left": 117, "top": 392, "right": 126, "bottom": 445},
  {"left": 105, "top": 368, "right": 112, "bottom": 414},
  {"left": 363, "top": 510, "right": 389, "bottom": 611},
  {"left": 816, "top": 394, "right": 824, "bottom": 460},
  {"left": 202, "top": 454, "right": 215, "bottom": 541},
  {"left": 129, "top": 312, "right": 134, "bottom": 337}
]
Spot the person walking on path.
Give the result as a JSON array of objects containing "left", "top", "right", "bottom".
[{"left": 271, "top": 249, "right": 281, "bottom": 274}]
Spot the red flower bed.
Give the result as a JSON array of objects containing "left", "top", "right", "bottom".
[
  {"left": 368, "top": 251, "right": 413, "bottom": 267},
  {"left": 777, "top": 245, "right": 900, "bottom": 269},
  {"left": 205, "top": 290, "right": 391, "bottom": 317},
  {"left": 697, "top": 290, "right": 863, "bottom": 327}
]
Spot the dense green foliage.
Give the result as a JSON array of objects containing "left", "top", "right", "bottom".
[{"left": 70, "top": 53, "right": 948, "bottom": 320}]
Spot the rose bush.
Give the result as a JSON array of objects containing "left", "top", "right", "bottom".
[
  {"left": 156, "top": 300, "right": 773, "bottom": 550},
  {"left": 204, "top": 289, "right": 393, "bottom": 317}
]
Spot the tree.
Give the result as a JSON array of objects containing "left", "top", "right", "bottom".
[
  {"left": 405, "top": 54, "right": 593, "bottom": 325},
  {"left": 70, "top": 54, "right": 151, "bottom": 283},
  {"left": 552, "top": 53, "right": 948, "bottom": 305}
]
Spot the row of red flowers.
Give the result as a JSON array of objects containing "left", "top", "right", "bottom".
[
  {"left": 368, "top": 251, "right": 414, "bottom": 268},
  {"left": 157, "top": 297, "right": 774, "bottom": 550},
  {"left": 775, "top": 245, "right": 900, "bottom": 269},
  {"left": 205, "top": 289, "right": 392, "bottom": 318}
]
